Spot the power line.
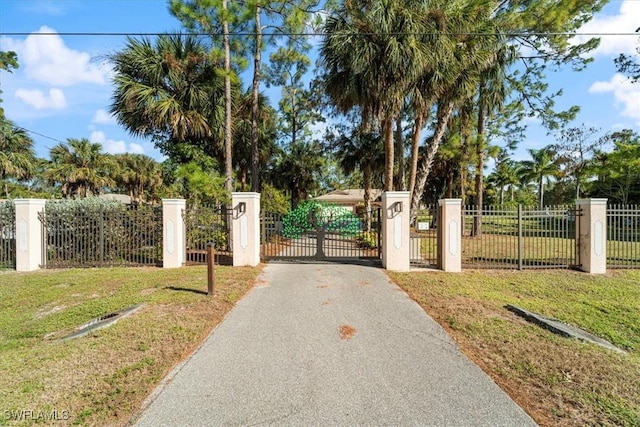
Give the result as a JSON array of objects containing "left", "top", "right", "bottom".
[
  {"left": 1, "top": 31, "right": 639, "bottom": 37},
  {"left": 12, "top": 125, "right": 65, "bottom": 145}
]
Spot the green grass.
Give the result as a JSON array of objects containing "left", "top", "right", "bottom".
[
  {"left": 0, "top": 265, "right": 260, "bottom": 426},
  {"left": 389, "top": 269, "right": 640, "bottom": 426}
]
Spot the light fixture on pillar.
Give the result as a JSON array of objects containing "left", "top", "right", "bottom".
[
  {"left": 393, "top": 201, "right": 403, "bottom": 213},
  {"left": 238, "top": 202, "right": 246, "bottom": 214}
]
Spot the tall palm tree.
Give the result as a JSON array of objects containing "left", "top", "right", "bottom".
[
  {"left": 520, "top": 146, "right": 560, "bottom": 207},
  {"left": 321, "top": 0, "right": 433, "bottom": 191},
  {"left": 0, "top": 118, "right": 36, "bottom": 198},
  {"left": 107, "top": 34, "right": 226, "bottom": 166},
  {"left": 44, "top": 139, "right": 114, "bottom": 198},
  {"left": 490, "top": 151, "right": 521, "bottom": 205},
  {"left": 410, "top": 1, "right": 505, "bottom": 214},
  {"left": 334, "top": 128, "right": 385, "bottom": 231}
]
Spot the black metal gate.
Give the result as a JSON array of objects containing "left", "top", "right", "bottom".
[{"left": 261, "top": 205, "right": 381, "bottom": 262}]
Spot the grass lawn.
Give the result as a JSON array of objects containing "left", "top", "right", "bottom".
[
  {"left": 388, "top": 269, "right": 640, "bottom": 427},
  {"left": 0, "top": 265, "right": 260, "bottom": 426}
]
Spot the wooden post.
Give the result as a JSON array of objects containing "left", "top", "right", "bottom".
[{"left": 207, "top": 243, "right": 215, "bottom": 296}]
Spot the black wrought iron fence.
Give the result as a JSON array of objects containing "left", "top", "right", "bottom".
[
  {"left": 183, "top": 204, "right": 232, "bottom": 265},
  {"left": 410, "top": 206, "right": 437, "bottom": 268},
  {"left": 462, "top": 205, "right": 579, "bottom": 269},
  {"left": 40, "top": 202, "right": 162, "bottom": 268},
  {"left": 607, "top": 205, "right": 640, "bottom": 268},
  {"left": 0, "top": 201, "right": 16, "bottom": 270}
]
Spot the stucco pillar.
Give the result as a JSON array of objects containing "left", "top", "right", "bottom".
[
  {"left": 232, "top": 192, "right": 261, "bottom": 267},
  {"left": 162, "top": 199, "right": 186, "bottom": 268},
  {"left": 381, "top": 191, "right": 410, "bottom": 272},
  {"left": 576, "top": 198, "right": 607, "bottom": 274},
  {"left": 15, "top": 199, "right": 46, "bottom": 272},
  {"left": 437, "top": 199, "right": 462, "bottom": 272}
]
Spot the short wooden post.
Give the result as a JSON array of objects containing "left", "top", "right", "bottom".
[{"left": 207, "top": 243, "right": 215, "bottom": 296}]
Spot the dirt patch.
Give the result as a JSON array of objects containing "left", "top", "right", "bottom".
[
  {"left": 339, "top": 324, "right": 357, "bottom": 340},
  {"left": 34, "top": 304, "right": 67, "bottom": 319},
  {"left": 317, "top": 285, "right": 329, "bottom": 289}
]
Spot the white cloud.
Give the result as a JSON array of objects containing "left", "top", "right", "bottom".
[
  {"left": 576, "top": 0, "right": 640, "bottom": 57},
  {"left": 589, "top": 73, "right": 640, "bottom": 123},
  {"left": 14, "top": 88, "right": 66, "bottom": 110},
  {"left": 4, "top": 26, "right": 109, "bottom": 87},
  {"left": 89, "top": 130, "right": 146, "bottom": 155},
  {"left": 92, "top": 109, "right": 116, "bottom": 125}
]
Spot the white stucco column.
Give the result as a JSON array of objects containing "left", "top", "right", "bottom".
[
  {"left": 232, "top": 192, "right": 261, "bottom": 267},
  {"left": 576, "top": 198, "right": 607, "bottom": 274},
  {"left": 162, "top": 199, "right": 186, "bottom": 268},
  {"left": 437, "top": 199, "right": 462, "bottom": 272},
  {"left": 15, "top": 199, "right": 46, "bottom": 272},
  {"left": 381, "top": 191, "right": 410, "bottom": 272}
]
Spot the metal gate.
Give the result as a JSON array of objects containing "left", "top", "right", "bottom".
[{"left": 261, "top": 205, "right": 381, "bottom": 262}]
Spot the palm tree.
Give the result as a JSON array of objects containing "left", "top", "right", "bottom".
[
  {"left": 334, "top": 128, "right": 385, "bottom": 231},
  {"left": 44, "top": 139, "right": 114, "bottom": 198},
  {"left": 272, "top": 140, "right": 325, "bottom": 210},
  {"left": 520, "top": 146, "right": 560, "bottom": 207},
  {"left": 107, "top": 34, "right": 226, "bottom": 167},
  {"left": 112, "top": 153, "right": 163, "bottom": 203},
  {"left": 410, "top": 1, "right": 505, "bottom": 214},
  {"left": 0, "top": 118, "right": 36, "bottom": 198},
  {"left": 489, "top": 151, "right": 521, "bottom": 204},
  {"left": 321, "top": 0, "right": 433, "bottom": 191}
]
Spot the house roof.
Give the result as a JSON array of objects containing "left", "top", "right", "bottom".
[
  {"left": 313, "top": 189, "right": 383, "bottom": 204},
  {"left": 98, "top": 193, "right": 132, "bottom": 204}
]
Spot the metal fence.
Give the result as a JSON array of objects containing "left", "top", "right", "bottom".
[
  {"left": 607, "top": 205, "right": 640, "bottom": 269},
  {"left": 410, "top": 206, "right": 438, "bottom": 268},
  {"left": 39, "top": 204, "right": 162, "bottom": 268},
  {"left": 183, "top": 204, "right": 233, "bottom": 265},
  {"left": 0, "top": 201, "right": 16, "bottom": 270},
  {"left": 462, "top": 205, "right": 579, "bottom": 269}
]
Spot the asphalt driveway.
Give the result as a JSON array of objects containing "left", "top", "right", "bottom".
[{"left": 132, "top": 262, "right": 536, "bottom": 426}]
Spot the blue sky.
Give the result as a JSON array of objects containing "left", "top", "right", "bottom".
[{"left": 1, "top": 0, "right": 639, "bottom": 164}]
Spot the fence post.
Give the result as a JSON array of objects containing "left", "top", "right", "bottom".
[
  {"left": 162, "top": 199, "right": 186, "bottom": 268},
  {"left": 576, "top": 198, "right": 607, "bottom": 274},
  {"left": 437, "top": 199, "right": 462, "bottom": 272},
  {"left": 518, "top": 204, "right": 523, "bottom": 270},
  {"left": 231, "top": 192, "right": 261, "bottom": 267},
  {"left": 14, "top": 199, "right": 46, "bottom": 272},
  {"left": 381, "top": 191, "right": 410, "bottom": 271}
]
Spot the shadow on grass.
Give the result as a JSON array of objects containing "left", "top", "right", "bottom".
[{"left": 165, "top": 286, "right": 209, "bottom": 295}]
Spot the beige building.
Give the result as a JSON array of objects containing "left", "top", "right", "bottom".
[{"left": 313, "top": 189, "right": 383, "bottom": 211}]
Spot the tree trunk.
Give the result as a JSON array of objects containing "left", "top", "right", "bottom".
[
  {"left": 363, "top": 165, "right": 372, "bottom": 232},
  {"left": 394, "top": 115, "right": 404, "bottom": 190},
  {"left": 251, "top": 3, "right": 262, "bottom": 193},
  {"left": 383, "top": 116, "right": 394, "bottom": 191},
  {"left": 223, "top": 0, "right": 233, "bottom": 195},
  {"left": 240, "top": 167, "right": 247, "bottom": 192},
  {"left": 472, "top": 105, "right": 486, "bottom": 238},
  {"left": 411, "top": 101, "right": 454, "bottom": 214},
  {"left": 539, "top": 177, "right": 544, "bottom": 208},
  {"left": 408, "top": 113, "right": 425, "bottom": 203}
]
